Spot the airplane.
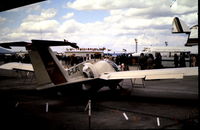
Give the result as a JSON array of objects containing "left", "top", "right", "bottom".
[
  {"left": 172, "top": 17, "right": 198, "bottom": 46},
  {"left": 0, "top": 39, "right": 198, "bottom": 93}
]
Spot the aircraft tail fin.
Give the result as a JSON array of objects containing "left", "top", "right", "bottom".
[
  {"left": 65, "top": 63, "right": 85, "bottom": 80},
  {"left": 172, "top": 17, "right": 190, "bottom": 34},
  {"left": 0, "top": 39, "right": 79, "bottom": 87},
  {"left": 172, "top": 17, "right": 198, "bottom": 46}
]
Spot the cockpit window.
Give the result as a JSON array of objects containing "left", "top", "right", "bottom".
[
  {"left": 105, "top": 60, "right": 120, "bottom": 71},
  {"left": 83, "top": 65, "right": 94, "bottom": 78}
]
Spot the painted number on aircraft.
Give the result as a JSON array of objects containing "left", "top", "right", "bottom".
[{"left": 68, "top": 66, "right": 80, "bottom": 76}]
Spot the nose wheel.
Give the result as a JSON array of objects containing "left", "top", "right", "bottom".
[
  {"left": 109, "top": 83, "right": 123, "bottom": 90},
  {"left": 109, "top": 85, "right": 117, "bottom": 90}
]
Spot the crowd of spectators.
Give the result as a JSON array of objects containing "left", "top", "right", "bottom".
[
  {"left": 138, "top": 52, "right": 163, "bottom": 70},
  {"left": 0, "top": 52, "right": 198, "bottom": 70},
  {"left": 0, "top": 53, "right": 30, "bottom": 64},
  {"left": 56, "top": 53, "right": 102, "bottom": 68},
  {"left": 174, "top": 53, "right": 198, "bottom": 68},
  {"left": 114, "top": 54, "right": 132, "bottom": 70}
]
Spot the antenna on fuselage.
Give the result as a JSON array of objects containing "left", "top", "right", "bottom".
[
  {"left": 39, "top": 28, "right": 43, "bottom": 40},
  {"left": 39, "top": 19, "right": 43, "bottom": 40}
]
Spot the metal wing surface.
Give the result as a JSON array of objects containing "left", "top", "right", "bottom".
[
  {"left": 100, "top": 67, "right": 198, "bottom": 80},
  {"left": 0, "top": 62, "right": 34, "bottom": 72},
  {"left": 36, "top": 77, "right": 101, "bottom": 90}
]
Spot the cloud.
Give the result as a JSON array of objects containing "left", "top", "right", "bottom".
[
  {"left": 177, "top": 0, "right": 198, "bottom": 7},
  {"left": 20, "top": 20, "right": 59, "bottom": 33},
  {"left": 0, "top": 16, "right": 6, "bottom": 23},
  {"left": 66, "top": 0, "right": 198, "bottom": 12},
  {"left": 59, "top": 19, "right": 83, "bottom": 33},
  {"left": 66, "top": 0, "right": 154, "bottom": 10},
  {"left": 1, "top": 8, "right": 59, "bottom": 42},
  {"left": 109, "top": 5, "right": 197, "bottom": 19},
  {"left": 170, "top": 4, "right": 197, "bottom": 15},
  {"left": 41, "top": 8, "right": 57, "bottom": 19},
  {"left": 67, "top": 0, "right": 197, "bottom": 21},
  {"left": 18, "top": 8, "right": 58, "bottom": 34},
  {"left": 62, "top": 12, "right": 74, "bottom": 19},
  {"left": 179, "top": 12, "right": 198, "bottom": 26},
  {"left": 23, "top": 8, "right": 57, "bottom": 22},
  {"left": 54, "top": 17, "right": 183, "bottom": 52},
  {"left": 17, "top": 12, "right": 189, "bottom": 52},
  {"left": 105, "top": 10, "right": 173, "bottom": 31},
  {"left": 0, "top": 1, "right": 197, "bottom": 53}
]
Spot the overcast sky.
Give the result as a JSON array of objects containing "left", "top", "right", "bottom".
[{"left": 0, "top": 0, "right": 198, "bottom": 53}]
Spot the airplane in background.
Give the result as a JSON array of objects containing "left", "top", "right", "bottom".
[
  {"left": 0, "top": 39, "right": 198, "bottom": 92},
  {"left": 172, "top": 17, "right": 198, "bottom": 46}
]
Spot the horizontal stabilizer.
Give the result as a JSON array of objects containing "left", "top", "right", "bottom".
[
  {"left": 0, "top": 41, "right": 29, "bottom": 49},
  {"left": 0, "top": 39, "right": 79, "bottom": 49},
  {"left": 185, "top": 25, "right": 198, "bottom": 46},
  {"left": 31, "top": 39, "right": 79, "bottom": 48}
]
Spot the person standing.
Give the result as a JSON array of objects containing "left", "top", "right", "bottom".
[
  {"left": 179, "top": 53, "right": 186, "bottom": 67},
  {"left": 174, "top": 53, "right": 179, "bottom": 68},
  {"left": 146, "top": 54, "right": 154, "bottom": 69},
  {"left": 138, "top": 53, "right": 146, "bottom": 70},
  {"left": 191, "top": 54, "right": 197, "bottom": 67},
  {"left": 154, "top": 52, "right": 162, "bottom": 69}
]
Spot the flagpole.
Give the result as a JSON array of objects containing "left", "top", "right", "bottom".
[{"left": 135, "top": 38, "right": 138, "bottom": 53}]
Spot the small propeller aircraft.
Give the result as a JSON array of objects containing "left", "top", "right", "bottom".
[{"left": 0, "top": 39, "right": 198, "bottom": 92}]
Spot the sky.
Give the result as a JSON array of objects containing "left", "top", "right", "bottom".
[{"left": 0, "top": 0, "right": 198, "bottom": 53}]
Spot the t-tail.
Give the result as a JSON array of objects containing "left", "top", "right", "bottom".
[
  {"left": 0, "top": 39, "right": 79, "bottom": 88},
  {"left": 172, "top": 17, "right": 198, "bottom": 46},
  {"left": 172, "top": 17, "right": 190, "bottom": 34}
]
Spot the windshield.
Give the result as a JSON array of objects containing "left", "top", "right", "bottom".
[{"left": 105, "top": 60, "right": 120, "bottom": 71}]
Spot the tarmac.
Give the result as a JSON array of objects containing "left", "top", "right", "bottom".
[{"left": 0, "top": 69, "right": 199, "bottom": 129}]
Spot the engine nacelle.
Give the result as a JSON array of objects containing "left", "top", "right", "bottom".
[
  {"left": 83, "top": 60, "right": 119, "bottom": 78},
  {"left": 82, "top": 60, "right": 121, "bottom": 91}
]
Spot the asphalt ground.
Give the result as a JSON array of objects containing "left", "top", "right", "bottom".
[{"left": 0, "top": 74, "right": 199, "bottom": 129}]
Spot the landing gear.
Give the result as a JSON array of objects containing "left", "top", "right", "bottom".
[
  {"left": 109, "top": 82, "right": 123, "bottom": 90},
  {"left": 109, "top": 85, "right": 117, "bottom": 90}
]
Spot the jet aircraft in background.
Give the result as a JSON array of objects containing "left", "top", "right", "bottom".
[{"left": 172, "top": 17, "right": 198, "bottom": 46}]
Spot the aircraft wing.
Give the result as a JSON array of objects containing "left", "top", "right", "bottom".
[
  {"left": 100, "top": 67, "right": 198, "bottom": 80},
  {"left": 0, "top": 62, "right": 34, "bottom": 72},
  {"left": 36, "top": 77, "right": 100, "bottom": 90}
]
